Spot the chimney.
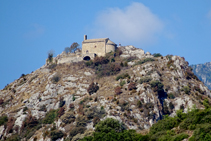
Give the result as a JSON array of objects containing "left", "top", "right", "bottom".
[{"left": 84, "top": 35, "right": 87, "bottom": 40}]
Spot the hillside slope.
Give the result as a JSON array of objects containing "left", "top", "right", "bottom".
[{"left": 0, "top": 46, "right": 210, "bottom": 141}]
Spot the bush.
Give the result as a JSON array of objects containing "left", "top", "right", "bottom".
[
  {"left": 114, "top": 86, "right": 122, "bottom": 95},
  {"left": 69, "top": 103, "right": 74, "bottom": 110},
  {"left": 51, "top": 73, "right": 61, "bottom": 83},
  {"left": 139, "top": 77, "right": 152, "bottom": 84},
  {"left": 85, "top": 106, "right": 105, "bottom": 120},
  {"left": 76, "top": 115, "right": 87, "bottom": 127},
  {"left": 87, "top": 82, "right": 99, "bottom": 95},
  {"left": 58, "top": 107, "right": 65, "bottom": 117},
  {"left": 51, "top": 130, "right": 64, "bottom": 141},
  {"left": 136, "top": 58, "right": 155, "bottom": 65},
  {"left": 128, "top": 82, "right": 137, "bottom": 90},
  {"left": 0, "top": 115, "right": 8, "bottom": 126},
  {"left": 185, "top": 69, "right": 199, "bottom": 80},
  {"left": 93, "top": 56, "right": 109, "bottom": 66},
  {"left": 61, "top": 111, "right": 75, "bottom": 124},
  {"left": 43, "top": 109, "right": 58, "bottom": 124},
  {"left": 69, "top": 126, "right": 86, "bottom": 139},
  {"left": 48, "top": 50, "right": 54, "bottom": 62},
  {"left": 153, "top": 53, "right": 162, "bottom": 57},
  {"left": 149, "top": 116, "right": 179, "bottom": 135},
  {"left": 150, "top": 80, "right": 164, "bottom": 93},
  {"left": 24, "top": 115, "right": 38, "bottom": 128},
  {"left": 182, "top": 86, "right": 190, "bottom": 94},
  {"left": 168, "top": 93, "right": 175, "bottom": 99},
  {"left": 96, "top": 63, "right": 121, "bottom": 77},
  {"left": 120, "top": 80, "right": 126, "bottom": 86},
  {"left": 39, "top": 105, "right": 47, "bottom": 112},
  {"left": 95, "top": 118, "right": 126, "bottom": 133},
  {"left": 93, "top": 117, "right": 100, "bottom": 127},
  {"left": 7, "top": 117, "right": 15, "bottom": 133},
  {"left": 167, "top": 60, "right": 174, "bottom": 68},
  {"left": 70, "top": 42, "right": 80, "bottom": 53},
  {"left": 0, "top": 98, "right": 4, "bottom": 105},
  {"left": 115, "top": 48, "right": 123, "bottom": 56},
  {"left": 137, "top": 101, "right": 142, "bottom": 108},
  {"left": 116, "top": 73, "right": 130, "bottom": 81}
]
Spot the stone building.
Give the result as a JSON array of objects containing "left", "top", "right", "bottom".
[{"left": 82, "top": 35, "right": 116, "bottom": 60}]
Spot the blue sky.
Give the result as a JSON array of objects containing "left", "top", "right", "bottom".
[{"left": 1, "top": 0, "right": 211, "bottom": 89}]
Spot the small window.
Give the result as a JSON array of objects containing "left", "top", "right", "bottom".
[{"left": 94, "top": 46, "right": 97, "bottom": 48}]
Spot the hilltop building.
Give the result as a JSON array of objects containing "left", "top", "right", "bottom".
[{"left": 82, "top": 35, "right": 116, "bottom": 60}]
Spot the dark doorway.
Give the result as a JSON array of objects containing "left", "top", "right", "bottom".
[{"left": 83, "top": 56, "right": 91, "bottom": 61}]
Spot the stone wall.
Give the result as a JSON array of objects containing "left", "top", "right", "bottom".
[{"left": 82, "top": 40, "right": 106, "bottom": 56}]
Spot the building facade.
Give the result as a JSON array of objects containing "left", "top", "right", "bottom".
[{"left": 82, "top": 35, "right": 116, "bottom": 60}]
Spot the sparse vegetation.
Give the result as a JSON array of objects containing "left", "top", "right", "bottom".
[
  {"left": 87, "top": 82, "right": 99, "bottom": 95},
  {"left": 51, "top": 73, "right": 61, "bottom": 83},
  {"left": 128, "top": 82, "right": 137, "bottom": 90},
  {"left": 116, "top": 73, "right": 130, "bottom": 81},
  {"left": 135, "top": 58, "right": 155, "bottom": 65},
  {"left": 139, "top": 77, "right": 152, "bottom": 84},
  {"left": 42, "top": 109, "right": 58, "bottom": 124}
]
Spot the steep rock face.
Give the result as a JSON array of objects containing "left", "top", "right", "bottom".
[
  {"left": 191, "top": 62, "right": 211, "bottom": 90},
  {"left": 0, "top": 46, "right": 210, "bottom": 141}
]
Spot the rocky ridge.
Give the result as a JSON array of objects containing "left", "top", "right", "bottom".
[
  {"left": 0, "top": 46, "right": 210, "bottom": 141},
  {"left": 191, "top": 62, "right": 211, "bottom": 90}
]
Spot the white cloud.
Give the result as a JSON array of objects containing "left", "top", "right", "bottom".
[{"left": 91, "top": 2, "right": 164, "bottom": 45}]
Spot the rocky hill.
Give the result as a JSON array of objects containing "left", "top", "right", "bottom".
[
  {"left": 191, "top": 62, "right": 211, "bottom": 90},
  {"left": 0, "top": 46, "right": 211, "bottom": 141}
]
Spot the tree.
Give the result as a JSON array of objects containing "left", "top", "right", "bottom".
[
  {"left": 70, "top": 42, "right": 80, "bottom": 53},
  {"left": 48, "top": 50, "right": 54, "bottom": 62},
  {"left": 64, "top": 47, "right": 70, "bottom": 54}
]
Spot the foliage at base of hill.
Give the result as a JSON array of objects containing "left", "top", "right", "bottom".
[
  {"left": 80, "top": 104, "right": 211, "bottom": 141},
  {"left": 79, "top": 118, "right": 149, "bottom": 141}
]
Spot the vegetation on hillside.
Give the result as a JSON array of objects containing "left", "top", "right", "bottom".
[{"left": 80, "top": 103, "right": 211, "bottom": 141}]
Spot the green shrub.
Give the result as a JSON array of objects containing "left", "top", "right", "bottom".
[
  {"left": 120, "top": 80, "right": 126, "bottom": 86},
  {"left": 69, "top": 126, "right": 86, "bottom": 139},
  {"left": 168, "top": 93, "right": 175, "bottom": 99},
  {"left": 0, "top": 115, "right": 8, "bottom": 126},
  {"left": 190, "top": 124, "right": 211, "bottom": 141},
  {"left": 153, "top": 53, "right": 162, "bottom": 57},
  {"left": 137, "top": 101, "right": 142, "bottom": 108},
  {"left": 85, "top": 106, "right": 105, "bottom": 120},
  {"left": 149, "top": 116, "right": 179, "bottom": 135},
  {"left": 136, "top": 58, "right": 155, "bottom": 65},
  {"left": 43, "top": 109, "right": 58, "bottom": 124},
  {"left": 51, "top": 73, "right": 61, "bottom": 83},
  {"left": 85, "top": 60, "right": 93, "bottom": 66},
  {"left": 150, "top": 80, "right": 164, "bottom": 92},
  {"left": 50, "top": 130, "right": 64, "bottom": 141},
  {"left": 116, "top": 73, "right": 130, "bottom": 81},
  {"left": 182, "top": 86, "right": 190, "bottom": 94},
  {"left": 139, "top": 77, "right": 152, "bottom": 84}
]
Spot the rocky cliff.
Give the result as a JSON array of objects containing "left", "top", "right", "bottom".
[
  {"left": 191, "top": 62, "right": 211, "bottom": 90},
  {"left": 0, "top": 46, "right": 210, "bottom": 141}
]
